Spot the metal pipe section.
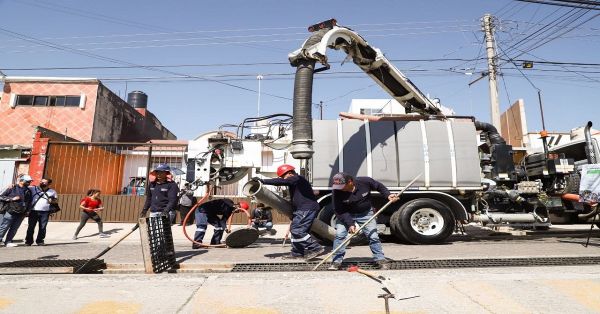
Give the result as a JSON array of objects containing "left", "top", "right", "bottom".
[
  {"left": 471, "top": 213, "right": 539, "bottom": 223},
  {"left": 242, "top": 180, "right": 335, "bottom": 241},
  {"left": 585, "top": 121, "right": 596, "bottom": 163}
]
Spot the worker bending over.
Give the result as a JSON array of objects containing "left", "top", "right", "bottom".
[
  {"left": 329, "top": 172, "right": 399, "bottom": 270},
  {"left": 193, "top": 199, "right": 249, "bottom": 248}
]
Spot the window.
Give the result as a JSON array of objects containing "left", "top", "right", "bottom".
[
  {"left": 65, "top": 96, "right": 80, "bottom": 107},
  {"left": 33, "top": 96, "right": 48, "bottom": 106},
  {"left": 16, "top": 95, "right": 34, "bottom": 106},
  {"left": 15, "top": 94, "right": 80, "bottom": 107}
]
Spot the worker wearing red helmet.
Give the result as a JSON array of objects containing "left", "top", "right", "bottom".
[
  {"left": 253, "top": 164, "right": 324, "bottom": 260},
  {"left": 192, "top": 198, "right": 249, "bottom": 248}
]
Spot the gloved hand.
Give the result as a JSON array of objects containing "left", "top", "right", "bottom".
[
  {"left": 251, "top": 177, "right": 263, "bottom": 183},
  {"left": 139, "top": 210, "right": 147, "bottom": 218}
]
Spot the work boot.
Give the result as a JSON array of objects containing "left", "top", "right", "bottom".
[
  {"left": 281, "top": 253, "right": 304, "bottom": 260},
  {"left": 192, "top": 243, "right": 203, "bottom": 250},
  {"left": 327, "top": 262, "right": 342, "bottom": 271},
  {"left": 304, "top": 246, "right": 325, "bottom": 261},
  {"left": 375, "top": 259, "right": 390, "bottom": 270}
]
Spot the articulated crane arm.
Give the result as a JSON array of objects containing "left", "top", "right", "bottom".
[{"left": 289, "top": 19, "right": 446, "bottom": 116}]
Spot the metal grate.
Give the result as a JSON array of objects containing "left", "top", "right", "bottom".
[
  {"left": 146, "top": 216, "right": 177, "bottom": 273},
  {"left": 0, "top": 259, "right": 105, "bottom": 273},
  {"left": 231, "top": 256, "right": 600, "bottom": 272}
]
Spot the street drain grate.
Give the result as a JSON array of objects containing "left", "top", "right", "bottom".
[
  {"left": 0, "top": 259, "right": 105, "bottom": 273},
  {"left": 231, "top": 256, "right": 600, "bottom": 272}
]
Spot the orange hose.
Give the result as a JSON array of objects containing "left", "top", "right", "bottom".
[
  {"left": 561, "top": 193, "right": 580, "bottom": 202},
  {"left": 226, "top": 208, "right": 252, "bottom": 232},
  {"left": 562, "top": 193, "right": 597, "bottom": 205},
  {"left": 181, "top": 184, "right": 226, "bottom": 248}
]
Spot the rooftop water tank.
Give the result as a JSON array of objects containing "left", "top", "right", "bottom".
[{"left": 127, "top": 91, "right": 148, "bottom": 108}]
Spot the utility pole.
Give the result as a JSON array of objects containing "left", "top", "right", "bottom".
[
  {"left": 319, "top": 101, "right": 323, "bottom": 119},
  {"left": 256, "top": 74, "right": 263, "bottom": 118},
  {"left": 482, "top": 14, "right": 502, "bottom": 133}
]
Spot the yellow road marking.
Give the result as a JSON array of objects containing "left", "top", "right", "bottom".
[
  {"left": 0, "top": 298, "right": 14, "bottom": 310},
  {"left": 77, "top": 301, "right": 141, "bottom": 314},
  {"left": 548, "top": 280, "right": 600, "bottom": 312}
]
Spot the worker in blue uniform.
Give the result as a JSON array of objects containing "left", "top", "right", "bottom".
[
  {"left": 192, "top": 199, "right": 249, "bottom": 248},
  {"left": 253, "top": 164, "right": 324, "bottom": 260},
  {"left": 140, "top": 164, "right": 180, "bottom": 222},
  {"left": 328, "top": 172, "right": 399, "bottom": 270}
]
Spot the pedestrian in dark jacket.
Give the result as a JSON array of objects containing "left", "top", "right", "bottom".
[
  {"left": 140, "top": 164, "right": 179, "bottom": 222},
  {"left": 193, "top": 199, "right": 249, "bottom": 248},
  {"left": 0, "top": 174, "right": 33, "bottom": 247},
  {"left": 255, "top": 164, "right": 324, "bottom": 260},
  {"left": 328, "top": 172, "right": 399, "bottom": 270}
]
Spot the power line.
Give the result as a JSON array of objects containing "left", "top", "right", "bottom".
[
  {"left": 0, "top": 26, "right": 296, "bottom": 103},
  {"left": 0, "top": 58, "right": 487, "bottom": 71},
  {"left": 515, "top": 0, "right": 600, "bottom": 10}
]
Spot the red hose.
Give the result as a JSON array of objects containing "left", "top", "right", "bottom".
[
  {"left": 226, "top": 208, "right": 252, "bottom": 232},
  {"left": 181, "top": 185, "right": 226, "bottom": 248}
]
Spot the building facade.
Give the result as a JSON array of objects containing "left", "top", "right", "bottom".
[{"left": 0, "top": 76, "right": 176, "bottom": 186}]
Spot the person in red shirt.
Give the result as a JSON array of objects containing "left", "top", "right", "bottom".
[{"left": 72, "top": 189, "right": 109, "bottom": 240}]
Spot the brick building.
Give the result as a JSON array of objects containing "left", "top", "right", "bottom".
[{"left": 0, "top": 76, "right": 176, "bottom": 186}]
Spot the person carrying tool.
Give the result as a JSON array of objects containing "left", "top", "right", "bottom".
[
  {"left": 139, "top": 164, "right": 179, "bottom": 221},
  {"left": 328, "top": 172, "right": 399, "bottom": 270},
  {"left": 192, "top": 198, "right": 249, "bottom": 248},
  {"left": 253, "top": 164, "right": 324, "bottom": 260},
  {"left": 251, "top": 202, "right": 275, "bottom": 235}
]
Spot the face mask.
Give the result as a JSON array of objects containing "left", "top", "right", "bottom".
[{"left": 40, "top": 183, "right": 48, "bottom": 188}]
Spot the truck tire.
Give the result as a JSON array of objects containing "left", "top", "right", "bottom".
[
  {"left": 390, "top": 198, "right": 455, "bottom": 244},
  {"left": 316, "top": 196, "right": 368, "bottom": 245}
]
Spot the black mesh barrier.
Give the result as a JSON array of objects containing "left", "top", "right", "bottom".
[
  {"left": 0, "top": 259, "right": 105, "bottom": 273},
  {"left": 146, "top": 216, "right": 177, "bottom": 273},
  {"left": 231, "top": 256, "right": 600, "bottom": 272}
]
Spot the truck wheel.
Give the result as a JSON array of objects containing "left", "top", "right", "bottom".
[
  {"left": 316, "top": 195, "right": 368, "bottom": 245},
  {"left": 390, "top": 198, "right": 455, "bottom": 244}
]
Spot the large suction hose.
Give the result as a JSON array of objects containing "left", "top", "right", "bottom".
[
  {"left": 474, "top": 121, "right": 506, "bottom": 145},
  {"left": 242, "top": 180, "right": 335, "bottom": 241},
  {"left": 290, "top": 59, "right": 316, "bottom": 159}
]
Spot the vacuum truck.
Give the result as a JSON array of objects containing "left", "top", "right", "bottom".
[{"left": 186, "top": 19, "right": 596, "bottom": 244}]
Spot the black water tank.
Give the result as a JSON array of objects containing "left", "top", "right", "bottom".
[{"left": 127, "top": 91, "right": 148, "bottom": 108}]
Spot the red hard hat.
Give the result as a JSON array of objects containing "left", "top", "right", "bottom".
[
  {"left": 238, "top": 201, "right": 250, "bottom": 210},
  {"left": 276, "top": 164, "right": 295, "bottom": 178}
]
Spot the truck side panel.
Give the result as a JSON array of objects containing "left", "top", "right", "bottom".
[
  {"left": 369, "top": 121, "right": 399, "bottom": 187},
  {"left": 396, "top": 121, "right": 427, "bottom": 186}
]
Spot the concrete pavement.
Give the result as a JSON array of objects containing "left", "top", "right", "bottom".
[{"left": 2, "top": 222, "right": 600, "bottom": 313}]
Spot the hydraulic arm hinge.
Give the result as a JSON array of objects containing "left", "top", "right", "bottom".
[{"left": 289, "top": 22, "right": 446, "bottom": 115}]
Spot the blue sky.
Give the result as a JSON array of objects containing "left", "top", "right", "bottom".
[{"left": 1, "top": 0, "right": 599, "bottom": 139}]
